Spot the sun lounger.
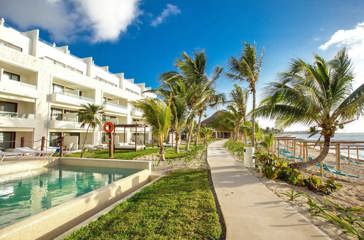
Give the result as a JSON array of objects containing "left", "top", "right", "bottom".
[
  {"left": 316, "top": 163, "right": 359, "bottom": 178},
  {"left": 14, "top": 147, "right": 56, "bottom": 157},
  {"left": 0, "top": 150, "right": 22, "bottom": 162}
]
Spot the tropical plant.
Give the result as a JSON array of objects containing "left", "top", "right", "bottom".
[
  {"left": 161, "top": 51, "right": 223, "bottom": 151},
  {"left": 134, "top": 98, "right": 171, "bottom": 162},
  {"left": 78, "top": 104, "right": 104, "bottom": 158},
  {"left": 155, "top": 78, "right": 189, "bottom": 153},
  {"left": 307, "top": 196, "right": 363, "bottom": 239},
  {"left": 260, "top": 132, "right": 274, "bottom": 153},
  {"left": 199, "top": 126, "right": 214, "bottom": 147},
  {"left": 281, "top": 189, "right": 303, "bottom": 201},
  {"left": 227, "top": 42, "right": 264, "bottom": 148},
  {"left": 256, "top": 49, "right": 364, "bottom": 168},
  {"left": 227, "top": 84, "right": 248, "bottom": 141}
]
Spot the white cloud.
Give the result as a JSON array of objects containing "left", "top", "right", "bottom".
[
  {"left": 150, "top": 4, "right": 180, "bottom": 27},
  {"left": 319, "top": 21, "right": 364, "bottom": 133},
  {"left": 0, "top": 0, "right": 141, "bottom": 42},
  {"left": 74, "top": 0, "right": 141, "bottom": 42},
  {"left": 319, "top": 22, "right": 364, "bottom": 90}
]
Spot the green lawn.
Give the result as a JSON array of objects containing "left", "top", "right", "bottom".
[
  {"left": 66, "top": 145, "right": 204, "bottom": 160},
  {"left": 66, "top": 148, "right": 159, "bottom": 160},
  {"left": 66, "top": 170, "right": 222, "bottom": 240}
]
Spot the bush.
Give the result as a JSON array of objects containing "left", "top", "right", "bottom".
[
  {"left": 224, "top": 139, "right": 245, "bottom": 158},
  {"left": 305, "top": 175, "right": 323, "bottom": 192},
  {"left": 255, "top": 151, "right": 341, "bottom": 195}
]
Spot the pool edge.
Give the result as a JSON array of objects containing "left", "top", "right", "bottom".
[{"left": 0, "top": 159, "right": 152, "bottom": 240}]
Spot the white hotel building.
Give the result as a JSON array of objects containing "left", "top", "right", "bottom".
[{"left": 0, "top": 18, "right": 155, "bottom": 150}]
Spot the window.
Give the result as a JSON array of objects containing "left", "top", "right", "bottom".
[
  {"left": 49, "top": 132, "right": 80, "bottom": 147},
  {"left": 51, "top": 108, "right": 78, "bottom": 121},
  {"left": 51, "top": 108, "right": 63, "bottom": 120},
  {"left": 49, "top": 132, "right": 61, "bottom": 147},
  {"left": 52, "top": 84, "right": 64, "bottom": 93},
  {"left": 0, "top": 132, "right": 15, "bottom": 149},
  {"left": 3, "top": 71, "right": 20, "bottom": 82},
  {"left": 0, "top": 102, "right": 17, "bottom": 113}
]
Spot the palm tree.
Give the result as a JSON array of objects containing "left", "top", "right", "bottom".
[
  {"left": 256, "top": 49, "right": 364, "bottom": 168},
  {"left": 260, "top": 132, "right": 274, "bottom": 153},
  {"left": 153, "top": 78, "right": 189, "bottom": 153},
  {"left": 79, "top": 104, "right": 104, "bottom": 158},
  {"left": 227, "top": 43, "right": 264, "bottom": 147},
  {"left": 199, "top": 126, "right": 214, "bottom": 147},
  {"left": 194, "top": 89, "right": 225, "bottom": 145},
  {"left": 134, "top": 98, "right": 171, "bottom": 162},
  {"left": 161, "top": 51, "right": 223, "bottom": 151},
  {"left": 227, "top": 84, "right": 248, "bottom": 141}
]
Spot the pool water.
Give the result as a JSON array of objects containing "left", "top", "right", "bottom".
[{"left": 0, "top": 165, "right": 139, "bottom": 228}]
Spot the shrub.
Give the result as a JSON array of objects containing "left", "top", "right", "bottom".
[
  {"left": 255, "top": 151, "right": 341, "bottom": 195},
  {"left": 324, "top": 177, "right": 342, "bottom": 194},
  {"left": 224, "top": 139, "right": 245, "bottom": 158}
]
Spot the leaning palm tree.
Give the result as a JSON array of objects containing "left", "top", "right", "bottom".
[
  {"left": 79, "top": 103, "right": 104, "bottom": 158},
  {"left": 227, "top": 43, "right": 263, "bottom": 147},
  {"left": 134, "top": 98, "right": 171, "bottom": 162},
  {"left": 256, "top": 49, "right": 364, "bottom": 168},
  {"left": 227, "top": 84, "right": 248, "bottom": 141}
]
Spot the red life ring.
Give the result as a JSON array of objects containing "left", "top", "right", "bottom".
[{"left": 103, "top": 121, "right": 115, "bottom": 133}]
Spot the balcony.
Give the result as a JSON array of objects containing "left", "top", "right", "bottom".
[
  {"left": 0, "top": 77, "right": 38, "bottom": 99},
  {"left": 0, "top": 111, "right": 36, "bottom": 128},
  {"left": 49, "top": 120, "right": 85, "bottom": 130},
  {"left": 48, "top": 92, "right": 94, "bottom": 107},
  {"left": 104, "top": 102, "right": 128, "bottom": 115}
]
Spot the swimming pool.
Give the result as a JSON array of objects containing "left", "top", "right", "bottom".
[{"left": 0, "top": 165, "right": 139, "bottom": 228}]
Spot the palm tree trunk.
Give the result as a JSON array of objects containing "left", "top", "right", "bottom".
[
  {"left": 80, "top": 124, "right": 91, "bottom": 158},
  {"left": 186, "top": 121, "right": 194, "bottom": 151},
  {"left": 291, "top": 135, "right": 331, "bottom": 169},
  {"left": 252, "top": 88, "right": 256, "bottom": 148},
  {"left": 175, "top": 131, "right": 180, "bottom": 153},
  {"left": 194, "top": 112, "right": 203, "bottom": 146},
  {"left": 159, "top": 136, "right": 165, "bottom": 161}
]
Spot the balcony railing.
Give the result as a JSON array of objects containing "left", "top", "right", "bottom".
[
  {"left": 56, "top": 91, "right": 94, "bottom": 102},
  {"left": 104, "top": 102, "right": 128, "bottom": 114},
  {"left": 0, "top": 111, "right": 35, "bottom": 119},
  {"left": 0, "top": 76, "right": 37, "bottom": 89}
]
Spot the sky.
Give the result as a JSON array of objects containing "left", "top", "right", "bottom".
[{"left": 0, "top": 0, "right": 363, "bottom": 132}]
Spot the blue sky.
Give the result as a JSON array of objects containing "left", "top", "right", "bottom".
[{"left": 1, "top": 0, "right": 364, "bottom": 131}]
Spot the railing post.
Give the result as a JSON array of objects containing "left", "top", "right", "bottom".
[
  {"left": 293, "top": 140, "right": 296, "bottom": 158},
  {"left": 348, "top": 145, "right": 350, "bottom": 165},
  {"left": 336, "top": 143, "right": 341, "bottom": 170},
  {"left": 302, "top": 142, "right": 305, "bottom": 161}
]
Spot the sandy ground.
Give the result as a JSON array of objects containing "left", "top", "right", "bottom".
[{"left": 230, "top": 150, "right": 363, "bottom": 240}]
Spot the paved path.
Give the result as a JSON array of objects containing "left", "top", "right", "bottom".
[{"left": 207, "top": 140, "right": 330, "bottom": 240}]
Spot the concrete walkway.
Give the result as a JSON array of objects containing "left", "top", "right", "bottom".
[{"left": 207, "top": 140, "right": 330, "bottom": 240}]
